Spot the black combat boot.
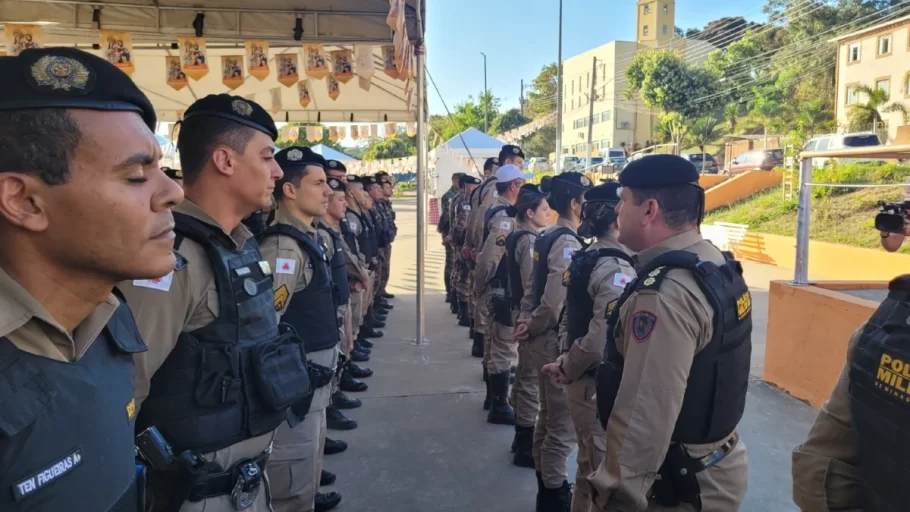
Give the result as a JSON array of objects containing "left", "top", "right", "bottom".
[
  {"left": 487, "top": 371, "right": 516, "bottom": 425},
  {"left": 445, "top": 288, "right": 451, "bottom": 303},
  {"left": 512, "top": 426, "right": 535, "bottom": 468},
  {"left": 332, "top": 390, "right": 362, "bottom": 409},
  {"left": 320, "top": 469, "right": 336, "bottom": 486},
  {"left": 383, "top": 291, "right": 395, "bottom": 299},
  {"left": 536, "top": 472, "right": 545, "bottom": 512},
  {"left": 346, "top": 363, "right": 373, "bottom": 378},
  {"left": 314, "top": 491, "right": 342, "bottom": 512},
  {"left": 364, "top": 314, "right": 385, "bottom": 329},
  {"left": 471, "top": 332, "right": 484, "bottom": 358},
  {"left": 354, "top": 340, "right": 372, "bottom": 355},
  {"left": 340, "top": 365, "right": 369, "bottom": 392},
  {"left": 361, "top": 326, "right": 384, "bottom": 339},
  {"left": 380, "top": 297, "right": 393, "bottom": 309},
  {"left": 450, "top": 292, "right": 459, "bottom": 314},
  {"left": 538, "top": 481, "right": 572, "bottom": 512},
  {"left": 458, "top": 301, "right": 471, "bottom": 326},
  {"left": 326, "top": 407, "right": 357, "bottom": 430},
  {"left": 350, "top": 348, "right": 370, "bottom": 362},
  {"left": 323, "top": 438, "right": 348, "bottom": 455},
  {"left": 357, "top": 337, "right": 374, "bottom": 349},
  {"left": 483, "top": 376, "right": 491, "bottom": 411}
]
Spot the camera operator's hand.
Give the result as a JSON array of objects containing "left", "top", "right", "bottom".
[{"left": 880, "top": 218, "right": 910, "bottom": 253}]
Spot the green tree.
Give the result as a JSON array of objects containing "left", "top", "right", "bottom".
[
  {"left": 525, "top": 63, "right": 558, "bottom": 118},
  {"left": 660, "top": 112, "right": 692, "bottom": 151},
  {"left": 429, "top": 91, "right": 502, "bottom": 143},
  {"left": 795, "top": 99, "right": 835, "bottom": 136},
  {"left": 848, "top": 85, "right": 910, "bottom": 132},
  {"left": 688, "top": 116, "right": 726, "bottom": 170},
  {"left": 362, "top": 127, "right": 416, "bottom": 160},
  {"left": 723, "top": 103, "right": 741, "bottom": 134},
  {"left": 521, "top": 124, "right": 557, "bottom": 158},
  {"left": 748, "top": 88, "right": 784, "bottom": 147},
  {"left": 492, "top": 108, "right": 530, "bottom": 134},
  {"left": 624, "top": 49, "right": 720, "bottom": 118}
]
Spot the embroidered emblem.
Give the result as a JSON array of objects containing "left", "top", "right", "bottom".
[
  {"left": 562, "top": 270, "right": 570, "bottom": 286},
  {"left": 274, "top": 284, "right": 289, "bottom": 311},
  {"left": 606, "top": 299, "right": 618, "bottom": 315},
  {"left": 563, "top": 247, "right": 576, "bottom": 260},
  {"left": 276, "top": 257, "right": 296, "bottom": 274},
  {"left": 496, "top": 234, "right": 506, "bottom": 247},
  {"left": 736, "top": 291, "right": 752, "bottom": 320},
  {"left": 648, "top": 267, "right": 665, "bottom": 278},
  {"left": 287, "top": 149, "right": 303, "bottom": 161},
  {"left": 329, "top": 161, "right": 338, "bottom": 168},
  {"left": 13, "top": 448, "right": 83, "bottom": 501},
  {"left": 126, "top": 398, "right": 137, "bottom": 422},
  {"left": 499, "top": 220, "right": 512, "bottom": 230},
  {"left": 632, "top": 311, "right": 657, "bottom": 343},
  {"left": 133, "top": 272, "right": 173, "bottom": 292},
  {"left": 512, "top": 147, "right": 520, "bottom": 154},
  {"left": 258, "top": 261, "right": 272, "bottom": 275},
  {"left": 242, "top": 278, "right": 258, "bottom": 296},
  {"left": 231, "top": 99, "right": 253, "bottom": 116},
  {"left": 30, "top": 55, "right": 91, "bottom": 91},
  {"left": 644, "top": 277, "right": 656, "bottom": 286},
  {"left": 613, "top": 273, "right": 632, "bottom": 288}
]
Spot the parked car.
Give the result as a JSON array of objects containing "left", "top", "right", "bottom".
[
  {"left": 573, "top": 157, "right": 605, "bottom": 172},
  {"left": 680, "top": 152, "right": 720, "bottom": 173},
  {"left": 803, "top": 132, "right": 883, "bottom": 168},
  {"left": 526, "top": 157, "right": 551, "bottom": 172},
  {"left": 725, "top": 149, "right": 784, "bottom": 175}
]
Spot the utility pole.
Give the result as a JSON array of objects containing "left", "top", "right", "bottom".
[
  {"left": 481, "top": 52, "right": 488, "bottom": 133},
  {"left": 585, "top": 56, "right": 598, "bottom": 168},
  {"left": 555, "top": 0, "right": 564, "bottom": 174},
  {"left": 520, "top": 79, "right": 525, "bottom": 116}
]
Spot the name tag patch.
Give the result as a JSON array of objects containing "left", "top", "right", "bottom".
[
  {"left": 736, "top": 291, "right": 752, "bottom": 320},
  {"left": 133, "top": 272, "right": 173, "bottom": 292},
  {"left": 14, "top": 448, "right": 83, "bottom": 501},
  {"left": 276, "top": 258, "right": 296, "bottom": 275}
]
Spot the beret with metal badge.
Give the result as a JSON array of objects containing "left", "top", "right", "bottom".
[
  {"left": 326, "top": 160, "right": 348, "bottom": 173},
  {"left": 618, "top": 154, "right": 700, "bottom": 189},
  {"left": 275, "top": 146, "right": 326, "bottom": 170},
  {"left": 182, "top": 93, "right": 278, "bottom": 140},
  {"left": 499, "top": 145, "right": 525, "bottom": 161},
  {"left": 328, "top": 176, "right": 347, "bottom": 192}
]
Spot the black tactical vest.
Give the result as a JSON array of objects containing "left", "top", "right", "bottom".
[
  {"left": 482, "top": 205, "right": 516, "bottom": 245},
  {"left": 848, "top": 277, "right": 910, "bottom": 512},
  {"left": 506, "top": 230, "right": 534, "bottom": 309},
  {"left": 531, "top": 227, "right": 585, "bottom": 308},
  {"left": 340, "top": 216, "right": 359, "bottom": 258},
  {"left": 137, "top": 213, "right": 310, "bottom": 454},
  {"left": 596, "top": 249, "right": 752, "bottom": 445},
  {"left": 0, "top": 297, "right": 146, "bottom": 512},
  {"left": 564, "top": 247, "right": 635, "bottom": 352},
  {"left": 320, "top": 223, "right": 351, "bottom": 307},
  {"left": 370, "top": 208, "right": 389, "bottom": 249},
  {"left": 348, "top": 207, "right": 377, "bottom": 261},
  {"left": 260, "top": 224, "right": 340, "bottom": 354}
]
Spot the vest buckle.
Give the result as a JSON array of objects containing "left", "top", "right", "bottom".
[{"left": 230, "top": 459, "right": 262, "bottom": 510}]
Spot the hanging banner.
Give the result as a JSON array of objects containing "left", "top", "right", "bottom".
[
  {"left": 407, "top": 122, "right": 417, "bottom": 137},
  {"left": 331, "top": 49, "right": 355, "bottom": 84},
  {"left": 245, "top": 40, "right": 270, "bottom": 81},
  {"left": 99, "top": 30, "right": 135, "bottom": 76},
  {"left": 384, "top": 123, "right": 396, "bottom": 137},
  {"left": 381, "top": 46, "right": 398, "bottom": 79},
  {"left": 221, "top": 55, "right": 244, "bottom": 90},
  {"left": 280, "top": 125, "right": 291, "bottom": 143},
  {"left": 351, "top": 126, "right": 360, "bottom": 140},
  {"left": 305, "top": 125, "right": 318, "bottom": 143},
  {"left": 312, "top": 126, "right": 324, "bottom": 142},
  {"left": 394, "top": 26, "right": 407, "bottom": 72},
  {"left": 303, "top": 43, "right": 330, "bottom": 79},
  {"left": 178, "top": 37, "right": 209, "bottom": 80},
  {"left": 354, "top": 44, "right": 374, "bottom": 79},
  {"left": 5, "top": 24, "right": 41, "bottom": 56},
  {"left": 329, "top": 126, "right": 338, "bottom": 142},
  {"left": 288, "top": 126, "right": 299, "bottom": 143},
  {"left": 359, "top": 76, "right": 372, "bottom": 92},
  {"left": 170, "top": 109, "right": 185, "bottom": 142},
  {"left": 269, "top": 86, "right": 282, "bottom": 114},
  {"left": 297, "top": 79, "right": 312, "bottom": 108},
  {"left": 326, "top": 76, "right": 341, "bottom": 101},
  {"left": 386, "top": 0, "right": 405, "bottom": 32},
  {"left": 370, "top": 125, "right": 379, "bottom": 140},
  {"left": 338, "top": 126, "right": 347, "bottom": 139},
  {"left": 166, "top": 56, "right": 188, "bottom": 91},
  {"left": 276, "top": 53, "right": 299, "bottom": 88}
]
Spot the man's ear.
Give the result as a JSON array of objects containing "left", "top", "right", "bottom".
[
  {"left": 211, "top": 146, "right": 236, "bottom": 176},
  {"left": 281, "top": 181, "right": 297, "bottom": 200},
  {"left": 0, "top": 173, "right": 50, "bottom": 232}
]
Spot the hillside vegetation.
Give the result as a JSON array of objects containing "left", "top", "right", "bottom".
[{"left": 705, "top": 163, "right": 910, "bottom": 253}]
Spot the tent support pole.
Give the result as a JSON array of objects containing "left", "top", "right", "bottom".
[{"left": 414, "top": 3, "right": 428, "bottom": 346}]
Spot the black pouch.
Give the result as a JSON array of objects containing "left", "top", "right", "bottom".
[
  {"left": 195, "top": 345, "right": 240, "bottom": 408},
  {"left": 653, "top": 443, "right": 703, "bottom": 511},
  {"left": 252, "top": 332, "right": 311, "bottom": 411},
  {"left": 307, "top": 361, "right": 335, "bottom": 389},
  {"left": 491, "top": 288, "right": 513, "bottom": 327},
  {"left": 595, "top": 360, "right": 622, "bottom": 430}
]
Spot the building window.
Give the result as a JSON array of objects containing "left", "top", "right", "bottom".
[
  {"left": 591, "top": 115, "right": 600, "bottom": 125},
  {"left": 877, "top": 78, "right": 891, "bottom": 99},
  {"left": 643, "top": 25, "right": 649, "bottom": 36},
  {"left": 879, "top": 35, "right": 892, "bottom": 56},
  {"left": 663, "top": 4, "right": 668, "bottom": 14},
  {"left": 848, "top": 43, "right": 861, "bottom": 63},
  {"left": 662, "top": 24, "right": 668, "bottom": 35},
  {"left": 602, "top": 111, "right": 612, "bottom": 122},
  {"left": 601, "top": 139, "right": 611, "bottom": 148},
  {"left": 571, "top": 80, "right": 575, "bottom": 94},
  {"left": 563, "top": 147, "right": 570, "bottom": 154},
  {"left": 571, "top": 98, "right": 575, "bottom": 110},
  {"left": 586, "top": 72, "right": 590, "bottom": 88},
  {"left": 906, "top": 74, "right": 910, "bottom": 96},
  {"left": 846, "top": 85, "right": 858, "bottom": 105},
  {"left": 644, "top": 5, "right": 650, "bottom": 14}
]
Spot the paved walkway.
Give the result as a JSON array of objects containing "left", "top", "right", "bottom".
[{"left": 323, "top": 199, "right": 818, "bottom": 511}]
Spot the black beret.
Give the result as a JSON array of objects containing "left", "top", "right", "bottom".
[
  {"left": 483, "top": 157, "right": 500, "bottom": 171},
  {"left": 377, "top": 175, "right": 393, "bottom": 185},
  {"left": 346, "top": 175, "right": 363, "bottom": 184},
  {"left": 162, "top": 167, "right": 182, "bottom": 180},
  {"left": 326, "top": 160, "right": 347, "bottom": 173},
  {"left": 275, "top": 146, "right": 326, "bottom": 170},
  {"left": 520, "top": 183, "right": 544, "bottom": 195},
  {"left": 618, "top": 155, "right": 699, "bottom": 189},
  {"left": 363, "top": 176, "right": 379, "bottom": 186},
  {"left": 585, "top": 181, "right": 621, "bottom": 204},
  {"left": 550, "top": 172, "right": 593, "bottom": 193},
  {"left": 460, "top": 174, "right": 481, "bottom": 186},
  {"left": 452, "top": 172, "right": 467, "bottom": 181},
  {"left": 0, "top": 47, "right": 156, "bottom": 129},
  {"left": 328, "top": 176, "right": 347, "bottom": 192},
  {"left": 183, "top": 93, "right": 278, "bottom": 140},
  {"left": 499, "top": 145, "right": 524, "bottom": 161},
  {"left": 376, "top": 171, "right": 390, "bottom": 177}
]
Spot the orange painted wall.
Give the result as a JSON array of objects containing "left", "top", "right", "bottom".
[
  {"left": 699, "top": 175, "right": 728, "bottom": 190},
  {"left": 704, "top": 171, "right": 782, "bottom": 212},
  {"left": 764, "top": 281, "right": 883, "bottom": 407}
]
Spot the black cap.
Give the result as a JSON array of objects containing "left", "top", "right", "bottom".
[
  {"left": 499, "top": 145, "right": 524, "bottom": 162},
  {"left": 376, "top": 171, "right": 390, "bottom": 178},
  {"left": 550, "top": 172, "right": 593, "bottom": 193},
  {"left": 346, "top": 175, "right": 363, "bottom": 184},
  {"left": 328, "top": 176, "right": 347, "bottom": 192},
  {"left": 585, "top": 181, "right": 621, "bottom": 205},
  {"left": 326, "top": 160, "right": 347, "bottom": 173},
  {"left": 0, "top": 47, "right": 156, "bottom": 129},
  {"left": 452, "top": 172, "right": 467, "bottom": 181},
  {"left": 483, "top": 157, "right": 500, "bottom": 171},
  {"left": 183, "top": 93, "right": 278, "bottom": 140},
  {"left": 460, "top": 174, "right": 481, "bottom": 186},
  {"left": 520, "top": 183, "right": 544, "bottom": 195},
  {"left": 275, "top": 146, "right": 326, "bottom": 170},
  {"left": 618, "top": 155, "right": 699, "bottom": 189},
  {"left": 363, "top": 175, "right": 379, "bottom": 187}
]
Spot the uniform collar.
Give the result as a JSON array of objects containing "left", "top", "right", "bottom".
[
  {"left": 556, "top": 217, "right": 577, "bottom": 230},
  {"left": 494, "top": 196, "right": 512, "bottom": 207},
  {"left": 588, "top": 236, "right": 628, "bottom": 253},
  {"left": 275, "top": 209, "right": 317, "bottom": 237},
  {"left": 0, "top": 266, "right": 118, "bottom": 361},
  {"left": 636, "top": 229, "right": 703, "bottom": 268},
  {"left": 174, "top": 199, "right": 253, "bottom": 251}
]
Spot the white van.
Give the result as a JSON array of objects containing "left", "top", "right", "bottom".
[{"left": 802, "top": 132, "right": 883, "bottom": 168}]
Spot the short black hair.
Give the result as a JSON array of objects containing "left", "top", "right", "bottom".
[
  {"left": 496, "top": 180, "right": 518, "bottom": 195},
  {"left": 632, "top": 185, "right": 701, "bottom": 229},
  {"left": 0, "top": 109, "right": 81, "bottom": 185},
  {"left": 548, "top": 187, "right": 585, "bottom": 216},
  {"left": 274, "top": 165, "right": 319, "bottom": 201},
  {"left": 177, "top": 116, "right": 257, "bottom": 184}
]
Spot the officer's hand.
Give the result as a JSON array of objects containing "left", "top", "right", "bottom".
[
  {"left": 540, "top": 362, "right": 561, "bottom": 377},
  {"left": 352, "top": 281, "right": 364, "bottom": 292},
  {"left": 460, "top": 246, "right": 472, "bottom": 259},
  {"left": 513, "top": 323, "right": 529, "bottom": 343}
]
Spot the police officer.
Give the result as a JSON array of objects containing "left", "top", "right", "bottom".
[
  {"left": 452, "top": 174, "right": 481, "bottom": 326},
  {"left": 541, "top": 181, "right": 636, "bottom": 512},
  {"left": 438, "top": 172, "right": 462, "bottom": 305},
  {"left": 506, "top": 185, "right": 552, "bottom": 469},
  {"left": 375, "top": 172, "right": 397, "bottom": 303},
  {"left": 463, "top": 157, "right": 500, "bottom": 339},
  {"left": 515, "top": 172, "right": 592, "bottom": 511},
  {"left": 475, "top": 165, "right": 527, "bottom": 423},
  {"left": 791, "top": 275, "right": 910, "bottom": 510},
  {"left": 589, "top": 155, "right": 750, "bottom": 511},
  {"left": 365, "top": 175, "right": 394, "bottom": 318},
  {"left": 345, "top": 176, "right": 383, "bottom": 349},
  {"left": 119, "top": 94, "right": 313, "bottom": 512},
  {"left": 0, "top": 47, "right": 183, "bottom": 512}
]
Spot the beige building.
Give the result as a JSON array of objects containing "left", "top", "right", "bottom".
[
  {"left": 559, "top": 0, "right": 715, "bottom": 157},
  {"left": 833, "top": 15, "right": 910, "bottom": 143}
]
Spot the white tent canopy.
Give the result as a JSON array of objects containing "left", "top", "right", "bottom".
[{"left": 430, "top": 128, "right": 505, "bottom": 194}]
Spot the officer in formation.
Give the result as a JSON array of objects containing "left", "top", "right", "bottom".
[
  {"left": 791, "top": 275, "right": 910, "bottom": 509},
  {"left": 464, "top": 156, "right": 501, "bottom": 346},
  {"left": 438, "top": 172, "right": 462, "bottom": 305},
  {"left": 0, "top": 47, "right": 183, "bottom": 511},
  {"left": 345, "top": 176, "right": 388, "bottom": 347},
  {"left": 450, "top": 174, "right": 481, "bottom": 325},
  {"left": 590, "top": 155, "right": 751, "bottom": 511},
  {"left": 516, "top": 172, "right": 592, "bottom": 510},
  {"left": 474, "top": 164, "right": 529, "bottom": 425},
  {"left": 375, "top": 171, "right": 398, "bottom": 303},
  {"left": 364, "top": 175, "right": 396, "bottom": 316},
  {"left": 542, "top": 181, "right": 636, "bottom": 512}
]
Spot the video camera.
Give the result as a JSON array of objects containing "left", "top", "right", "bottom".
[{"left": 875, "top": 201, "right": 910, "bottom": 234}]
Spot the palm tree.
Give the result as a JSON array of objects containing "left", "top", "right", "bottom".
[
  {"left": 653, "top": 117, "right": 673, "bottom": 144},
  {"left": 848, "top": 84, "right": 910, "bottom": 133},
  {"left": 723, "top": 103, "right": 740, "bottom": 134},
  {"left": 688, "top": 116, "right": 726, "bottom": 170},
  {"left": 749, "top": 95, "right": 782, "bottom": 148},
  {"left": 796, "top": 99, "right": 834, "bottom": 136}
]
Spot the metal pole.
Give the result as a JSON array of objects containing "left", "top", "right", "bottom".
[
  {"left": 585, "top": 56, "right": 597, "bottom": 168},
  {"left": 794, "top": 157, "right": 812, "bottom": 285},
  {"left": 554, "top": 0, "right": 564, "bottom": 174},
  {"left": 520, "top": 79, "right": 525, "bottom": 117},
  {"left": 481, "top": 52, "right": 488, "bottom": 133},
  {"left": 415, "top": 0, "right": 427, "bottom": 344}
]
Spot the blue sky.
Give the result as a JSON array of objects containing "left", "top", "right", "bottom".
[{"left": 425, "top": 0, "right": 768, "bottom": 115}]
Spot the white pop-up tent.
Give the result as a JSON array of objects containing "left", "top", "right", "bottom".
[{"left": 430, "top": 127, "right": 505, "bottom": 194}]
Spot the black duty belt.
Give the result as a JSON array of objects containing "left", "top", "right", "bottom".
[
  {"left": 688, "top": 431, "right": 739, "bottom": 472},
  {"left": 188, "top": 450, "right": 270, "bottom": 508}
]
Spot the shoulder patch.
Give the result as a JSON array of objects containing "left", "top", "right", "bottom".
[
  {"left": 499, "top": 220, "right": 512, "bottom": 230},
  {"left": 631, "top": 311, "right": 657, "bottom": 343},
  {"left": 274, "top": 284, "right": 290, "bottom": 312},
  {"left": 563, "top": 247, "right": 577, "bottom": 260},
  {"left": 174, "top": 251, "right": 188, "bottom": 271},
  {"left": 562, "top": 269, "right": 570, "bottom": 286},
  {"left": 613, "top": 273, "right": 633, "bottom": 289},
  {"left": 133, "top": 272, "right": 173, "bottom": 292},
  {"left": 463, "top": 204, "right": 471, "bottom": 211},
  {"left": 496, "top": 234, "right": 506, "bottom": 247},
  {"left": 276, "top": 257, "right": 296, "bottom": 275},
  {"left": 640, "top": 266, "right": 668, "bottom": 290},
  {"left": 606, "top": 299, "right": 618, "bottom": 315}
]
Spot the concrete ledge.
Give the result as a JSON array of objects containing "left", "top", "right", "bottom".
[
  {"left": 764, "top": 280, "right": 884, "bottom": 408},
  {"left": 705, "top": 171, "right": 781, "bottom": 212}
]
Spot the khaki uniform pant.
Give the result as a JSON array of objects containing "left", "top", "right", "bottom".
[
  {"left": 467, "top": 264, "right": 476, "bottom": 323},
  {"left": 267, "top": 409, "right": 327, "bottom": 512},
  {"left": 380, "top": 247, "right": 391, "bottom": 293},
  {"left": 474, "top": 285, "right": 492, "bottom": 342},
  {"left": 530, "top": 330, "right": 577, "bottom": 488},
  {"left": 350, "top": 289, "right": 364, "bottom": 341},
  {"left": 566, "top": 375, "right": 605, "bottom": 512},
  {"left": 512, "top": 310, "right": 540, "bottom": 428},
  {"left": 484, "top": 294, "right": 517, "bottom": 374},
  {"left": 342, "top": 303, "right": 354, "bottom": 356}
]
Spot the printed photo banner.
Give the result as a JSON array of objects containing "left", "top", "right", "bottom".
[
  {"left": 370, "top": 124, "right": 379, "bottom": 140},
  {"left": 338, "top": 126, "right": 347, "bottom": 139},
  {"left": 332, "top": 49, "right": 354, "bottom": 84},
  {"left": 269, "top": 86, "right": 282, "bottom": 114},
  {"left": 351, "top": 126, "right": 360, "bottom": 140},
  {"left": 359, "top": 76, "right": 372, "bottom": 92},
  {"left": 297, "top": 80, "right": 312, "bottom": 108},
  {"left": 5, "top": 24, "right": 42, "bottom": 56},
  {"left": 221, "top": 55, "right": 244, "bottom": 90},
  {"left": 100, "top": 30, "right": 134, "bottom": 76},
  {"left": 328, "top": 126, "right": 338, "bottom": 142},
  {"left": 354, "top": 44, "right": 374, "bottom": 79},
  {"left": 386, "top": 0, "right": 405, "bottom": 32},
  {"left": 304, "top": 43, "right": 330, "bottom": 79},
  {"left": 245, "top": 40, "right": 270, "bottom": 81},
  {"left": 277, "top": 53, "right": 299, "bottom": 87},
  {"left": 165, "top": 55, "right": 188, "bottom": 91},
  {"left": 326, "top": 76, "right": 341, "bottom": 101},
  {"left": 381, "top": 46, "right": 398, "bottom": 79},
  {"left": 178, "top": 36, "right": 208, "bottom": 80},
  {"left": 287, "top": 126, "right": 299, "bottom": 143}
]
